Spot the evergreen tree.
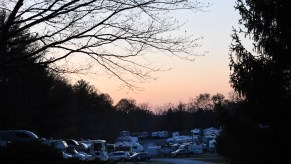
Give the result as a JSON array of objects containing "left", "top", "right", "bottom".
[{"left": 216, "top": 1, "right": 291, "bottom": 163}]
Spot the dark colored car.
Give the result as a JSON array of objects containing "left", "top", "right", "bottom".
[
  {"left": 171, "top": 149, "right": 192, "bottom": 157},
  {"left": 129, "top": 152, "right": 151, "bottom": 161},
  {"left": 108, "top": 151, "right": 131, "bottom": 162}
]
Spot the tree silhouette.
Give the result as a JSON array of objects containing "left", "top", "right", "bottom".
[
  {"left": 0, "top": 9, "right": 41, "bottom": 75},
  {"left": 216, "top": 0, "right": 291, "bottom": 163},
  {"left": 0, "top": 0, "right": 206, "bottom": 89}
]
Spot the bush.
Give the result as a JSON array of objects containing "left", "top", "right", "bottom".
[
  {"left": 0, "top": 141, "right": 106, "bottom": 164},
  {"left": 0, "top": 141, "right": 63, "bottom": 164}
]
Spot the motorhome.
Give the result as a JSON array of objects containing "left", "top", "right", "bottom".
[
  {"left": 79, "top": 140, "right": 108, "bottom": 162},
  {"left": 115, "top": 136, "right": 144, "bottom": 153},
  {"left": 166, "top": 135, "right": 194, "bottom": 144},
  {"left": 115, "top": 139, "right": 144, "bottom": 153}
]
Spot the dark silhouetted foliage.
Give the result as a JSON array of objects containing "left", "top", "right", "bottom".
[
  {"left": 216, "top": 0, "right": 291, "bottom": 163},
  {"left": 0, "top": 142, "right": 62, "bottom": 164},
  {"left": 0, "top": 5, "right": 221, "bottom": 143}
]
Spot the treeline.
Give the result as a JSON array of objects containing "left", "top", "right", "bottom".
[
  {"left": 0, "top": 62, "right": 230, "bottom": 141},
  {"left": 0, "top": 8, "right": 229, "bottom": 142}
]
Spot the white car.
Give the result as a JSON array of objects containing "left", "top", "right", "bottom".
[
  {"left": 42, "top": 139, "right": 68, "bottom": 150},
  {"left": 61, "top": 151, "right": 73, "bottom": 159},
  {"left": 78, "top": 151, "right": 93, "bottom": 161}
]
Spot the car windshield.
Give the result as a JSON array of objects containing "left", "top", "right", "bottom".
[
  {"left": 93, "top": 143, "right": 102, "bottom": 151},
  {"left": 65, "top": 139, "right": 79, "bottom": 145},
  {"left": 67, "top": 148, "right": 78, "bottom": 154},
  {"left": 131, "top": 153, "right": 139, "bottom": 157},
  {"left": 109, "top": 152, "right": 119, "bottom": 156}
]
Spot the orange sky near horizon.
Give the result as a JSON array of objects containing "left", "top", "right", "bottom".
[{"left": 68, "top": 0, "right": 240, "bottom": 108}]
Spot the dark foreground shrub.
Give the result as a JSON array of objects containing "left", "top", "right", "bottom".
[
  {"left": 0, "top": 141, "right": 63, "bottom": 164},
  {"left": 0, "top": 142, "right": 104, "bottom": 164}
]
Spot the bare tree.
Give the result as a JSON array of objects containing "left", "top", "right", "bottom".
[{"left": 0, "top": 0, "right": 206, "bottom": 89}]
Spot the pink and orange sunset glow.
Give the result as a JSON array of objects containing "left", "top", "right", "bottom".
[{"left": 69, "top": 0, "right": 240, "bottom": 108}]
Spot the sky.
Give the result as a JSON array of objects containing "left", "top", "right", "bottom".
[{"left": 72, "top": 0, "right": 241, "bottom": 108}]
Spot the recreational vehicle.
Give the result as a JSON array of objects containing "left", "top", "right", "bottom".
[{"left": 79, "top": 140, "right": 108, "bottom": 162}]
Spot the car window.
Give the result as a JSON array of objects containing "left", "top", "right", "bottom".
[
  {"left": 109, "top": 153, "right": 116, "bottom": 156},
  {"left": 50, "top": 142, "right": 58, "bottom": 147},
  {"left": 65, "top": 140, "right": 79, "bottom": 145},
  {"left": 93, "top": 143, "right": 102, "bottom": 150},
  {"left": 15, "top": 133, "right": 31, "bottom": 138}
]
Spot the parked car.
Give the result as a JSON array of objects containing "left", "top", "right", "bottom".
[
  {"left": 42, "top": 139, "right": 68, "bottom": 150},
  {"left": 42, "top": 139, "right": 73, "bottom": 159},
  {"left": 78, "top": 151, "right": 93, "bottom": 161},
  {"left": 0, "top": 130, "right": 39, "bottom": 144},
  {"left": 129, "top": 152, "right": 151, "bottom": 161},
  {"left": 65, "top": 147, "right": 90, "bottom": 161},
  {"left": 64, "top": 139, "right": 80, "bottom": 148},
  {"left": 171, "top": 149, "right": 192, "bottom": 157},
  {"left": 178, "top": 143, "right": 203, "bottom": 154},
  {"left": 108, "top": 151, "right": 130, "bottom": 162},
  {"left": 61, "top": 151, "right": 73, "bottom": 159}
]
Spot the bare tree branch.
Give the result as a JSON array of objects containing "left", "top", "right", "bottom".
[{"left": 0, "top": 0, "right": 207, "bottom": 89}]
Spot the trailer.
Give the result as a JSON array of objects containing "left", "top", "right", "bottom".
[{"left": 158, "top": 131, "right": 169, "bottom": 138}]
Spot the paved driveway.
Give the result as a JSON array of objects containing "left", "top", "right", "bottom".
[{"left": 152, "top": 158, "right": 214, "bottom": 164}]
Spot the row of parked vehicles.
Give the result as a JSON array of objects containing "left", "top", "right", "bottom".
[
  {"left": 0, "top": 130, "right": 152, "bottom": 162},
  {"left": 108, "top": 151, "right": 151, "bottom": 162},
  {"left": 148, "top": 141, "right": 204, "bottom": 158},
  {"left": 0, "top": 130, "right": 108, "bottom": 162},
  {"left": 42, "top": 138, "right": 108, "bottom": 161}
]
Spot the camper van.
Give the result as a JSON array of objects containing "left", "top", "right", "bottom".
[
  {"left": 114, "top": 136, "right": 144, "bottom": 153},
  {"left": 79, "top": 140, "right": 108, "bottom": 162},
  {"left": 0, "top": 130, "right": 39, "bottom": 147}
]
